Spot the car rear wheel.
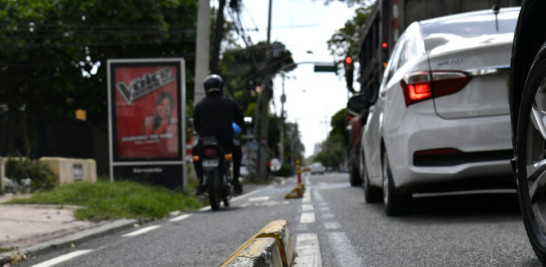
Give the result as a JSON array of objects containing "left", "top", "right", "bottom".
[
  {"left": 516, "top": 42, "right": 546, "bottom": 264},
  {"left": 382, "top": 151, "right": 410, "bottom": 216},
  {"left": 362, "top": 151, "right": 381, "bottom": 203}
]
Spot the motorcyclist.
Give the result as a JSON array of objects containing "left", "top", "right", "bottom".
[{"left": 193, "top": 74, "right": 246, "bottom": 195}]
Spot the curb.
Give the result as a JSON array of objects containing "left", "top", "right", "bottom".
[
  {"left": 0, "top": 218, "right": 138, "bottom": 265},
  {"left": 222, "top": 220, "right": 294, "bottom": 267}
]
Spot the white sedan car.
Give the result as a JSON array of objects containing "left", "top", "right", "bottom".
[{"left": 361, "top": 7, "right": 519, "bottom": 215}]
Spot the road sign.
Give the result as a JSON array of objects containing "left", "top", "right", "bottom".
[{"left": 313, "top": 64, "right": 338, "bottom": 73}]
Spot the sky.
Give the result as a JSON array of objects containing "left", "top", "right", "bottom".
[{"left": 236, "top": 0, "right": 358, "bottom": 157}]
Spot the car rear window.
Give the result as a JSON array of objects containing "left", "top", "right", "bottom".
[{"left": 420, "top": 8, "right": 519, "bottom": 52}]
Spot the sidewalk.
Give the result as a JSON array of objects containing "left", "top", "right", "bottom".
[{"left": 0, "top": 194, "right": 137, "bottom": 265}]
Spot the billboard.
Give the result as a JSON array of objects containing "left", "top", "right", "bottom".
[{"left": 107, "top": 58, "right": 186, "bottom": 188}]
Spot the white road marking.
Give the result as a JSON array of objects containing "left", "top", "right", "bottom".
[
  {"left": 32, "top": 250, "right": 92, "bottom": 267},
  {"left": 249, "top": 196, "right": 270, "bottom": 202},
  {"left": 302, "top": 204, "right": 314, "bottom": 211},
  {"left": 300, "top": 212, "right": 316, "bottom": 224},
  {"left": 322, "top": 213, "right": 335, "bottom": 219},
  {"left": 303, "top": 189, "right": 311, "bottom": 203},
  {"left": 232, "top": 189, "right": 258, "bottom": 201},
  {"left": 324, "top": 221, "right": 341, "bottom": 230},
  {"left": 293, "top": 233, "right": 322, "bottom": 267},
  {"left": 319, "top": 206, "right": 330, "bottom": 211},
  {"left": 198, "top": 205, "right": 211, "bottom": 211},
  {"left": 313, "top": 189, "right": 325, "bottom": 203},
  {"left": 123, "top": 225, "right": 161, "bottom": 237},
  {"left": 327, "top": 232, "right": 363, "bottom": 266},
  {"left": 169, "top": 214, "right": 192, "bottom": 222}
]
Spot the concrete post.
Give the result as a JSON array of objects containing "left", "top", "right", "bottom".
[{"left": 194, "top": 0, "right": 210, "bottom": 105}]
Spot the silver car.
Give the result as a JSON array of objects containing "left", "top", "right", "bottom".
[{"left": 361, "top": 7, "right": 520, "bottom": 215}]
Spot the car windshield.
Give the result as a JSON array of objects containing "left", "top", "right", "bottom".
[{"left": 420, "top": 8, "right": 519, "bottom": 52}]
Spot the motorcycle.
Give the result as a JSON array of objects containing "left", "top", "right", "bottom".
[{"left": 194, "top": 136, "right": 233, "bottom": 210}]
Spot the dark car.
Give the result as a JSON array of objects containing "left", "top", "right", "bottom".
[{"left": 510, "top": 0, "right": 546, "bottom": 263}]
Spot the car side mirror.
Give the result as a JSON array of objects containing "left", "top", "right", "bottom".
[{"left": 347, "top": 94, "right": 369, "bottom": 114}]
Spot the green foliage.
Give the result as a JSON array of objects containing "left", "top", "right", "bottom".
[
  {"left": 220, "top": 42, "right": 295, "bottom": 113},
  {"left": 315, "top": 107, "right": 349, "bottom": 169},
  {"left": 0, "top": 0, "right": 198, "bottom": 125},
  {"left": 5, "top": 158, "right": 57, "bottom": 191},
  {"left": 330, "top": 108, "right": 348, "bottom": 138},
  {"left": 9, "top": 181, "right": 202, "bottom": 221},
  {"left": 315, "top": 132, "right": 346, "bottom": 170},
  {"left": 272, "top": 162, "right": 294, "bottom": 177},
  {"left": 322, "top": 0, "right": 375, "bottom": 7},
  {"left": 327, "top": 3, "right": 374, "bottom": 62}
]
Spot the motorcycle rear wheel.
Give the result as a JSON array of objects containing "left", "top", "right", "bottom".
[{"left": 207, "top": 170, "right": 222, "bottom": 211}]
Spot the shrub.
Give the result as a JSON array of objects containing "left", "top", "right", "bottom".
[
  {"left": 5, "top": 158, "right": 57, "bottom": 192},
  {"left": 272, "top": 162, "right": 294, "bottom": 177}
]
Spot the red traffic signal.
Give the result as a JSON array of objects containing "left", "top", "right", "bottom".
[{"left": 344, "top": 56, "right": 353, "bottom": 65}]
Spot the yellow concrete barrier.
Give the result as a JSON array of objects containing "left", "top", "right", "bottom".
[{"left": 222, "top": 220, "right": 294, "bottom": 267}]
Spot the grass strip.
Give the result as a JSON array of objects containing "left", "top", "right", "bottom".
[{"left": 7, "top": 181, "right": 202, "bottom": 222}]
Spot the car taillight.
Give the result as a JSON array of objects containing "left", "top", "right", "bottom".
[
  {"left": 203, "top": 148, "right": 217, "bottom": 157},
  {"left": 401, "top": 71, "right": 470, "bottom": 106}
]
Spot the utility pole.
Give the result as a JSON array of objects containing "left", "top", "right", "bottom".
[
  {"left": 267, "top": 0, "right": 273, "bottom": 44},
  {"left": 279, "top": 74, "right": 286, "bottom": 163},
  {"left": 256, "top": 0, "right": 274, "bottom": 179},
  {"left": 194, "top": 0, "right": 210, "bottom": 104},
  {"left": 210, "top": 0, "right": 226, "bottom": 74}
]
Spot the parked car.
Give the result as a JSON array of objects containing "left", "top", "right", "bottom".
[
  {"left": 360, "top": 7, "right": 520, "bottom": 215},
  {"left": 509, "top": 0, "right": 546, "bottom": 263},
  {"left": 310, "top": 162, "right": 326, "bottom": 175}
]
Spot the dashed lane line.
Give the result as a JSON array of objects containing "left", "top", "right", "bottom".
[
  {"left": 122, "top": 225, "right": 161, "bottom": 237},
  {"left": 293, "top": 233, "right": 322, "bottom": 267},
  {"left": 169, "top": 214, "right": 192, "bottom": 222},
  {"left": 326, "top": 232, "right": 363, "bottom": 266},
  {"left": 324, "top": 221, "right": 341, "bottom": 230},
  {"left": 300, "top": 212, "right": 316, "bottom": 224},
  {"left": 248, "top": 196, "right": 270, "bottom": 202},
  {"left": 31, "top": 250, "right": 93, "bottom": 267},
  {"left": 321, "top": 213, "right": 335, "bottom": 219},
  {"left": 302, "top": 204, "right": 314, "bottom": 211}
]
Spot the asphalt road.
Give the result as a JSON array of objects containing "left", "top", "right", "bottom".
[{"left": 16, "top": 172, "right": 543, "bottom": 266}]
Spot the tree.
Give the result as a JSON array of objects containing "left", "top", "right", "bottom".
[
  {"left": 0, "top": 0, "right": 198, "bottom": 127},
  {"left": 327, "top": 6, "right": 372, "bottom": 62},
  {"left": 314, "top": 108, "right": 348, "bottom": 170},
  {"left": 220, "top": 41, "right": 296, "bottom": 112},
  {"left": 321, "top": 0, "right": 375, "bottom": 7}
]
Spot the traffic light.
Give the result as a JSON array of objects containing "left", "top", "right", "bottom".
[
  {"left": 344, "top": 56, "right": 355, "bottom": 93},
  {"left": 382, "top": 38, "right": 389, "bottom": 68}
]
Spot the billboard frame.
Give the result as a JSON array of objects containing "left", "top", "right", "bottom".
[{"left": 107, "top": 58, "right": 186, "bottom": 188}]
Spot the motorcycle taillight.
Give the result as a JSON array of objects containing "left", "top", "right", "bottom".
[{"left": 203, "top": 148, "right": 218, "bottom": 157}]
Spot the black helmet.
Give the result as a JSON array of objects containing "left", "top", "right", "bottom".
[{"left": 203, "top": 74, "right": 223, "bottom": 96}]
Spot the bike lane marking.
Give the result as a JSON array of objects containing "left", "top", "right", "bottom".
[
  {"left": 31, "top": 250, "right": 93, "bottom": 267},
  {"left": 326, "top": 232, "right": 363, "bottom": 266},
  {"left": 313, "top": 187, "right": 364, "bottom": 266},
  {"left": 170, "top": 214, "right": 192, "bottom": 222},
  {"left": 122, "top": 225, "right": 161, "bottom": 237}
]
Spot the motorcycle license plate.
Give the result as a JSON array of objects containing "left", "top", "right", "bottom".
[{"left": 202, "top": 160, "right": 219, "bottom": 167}]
